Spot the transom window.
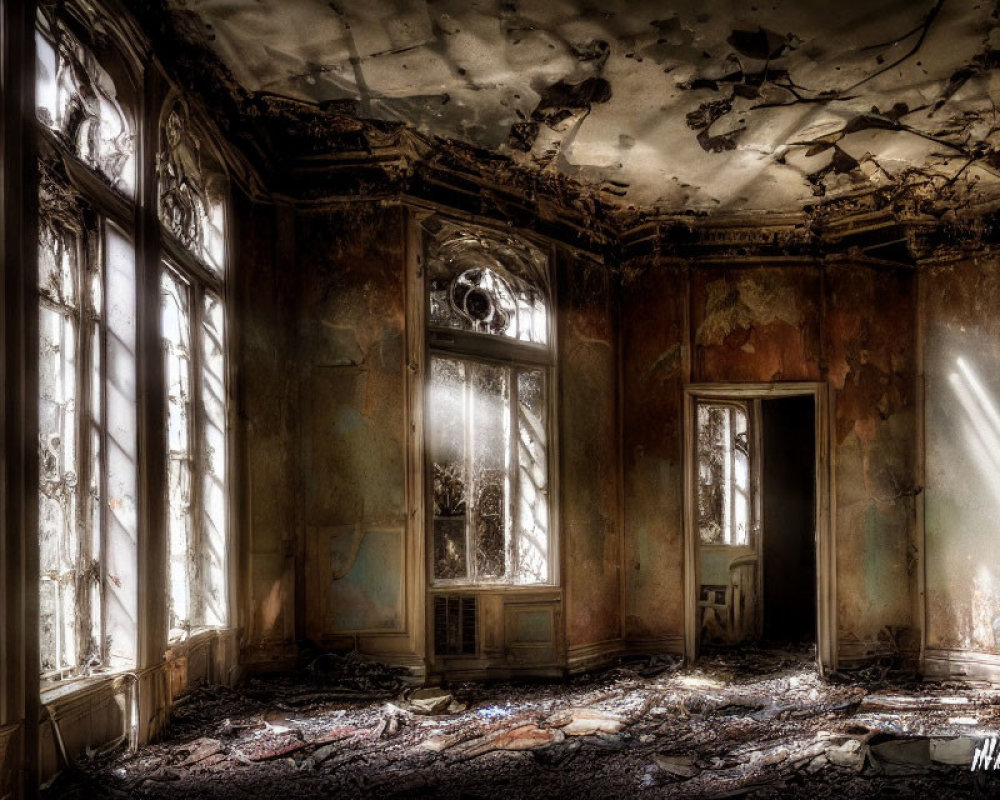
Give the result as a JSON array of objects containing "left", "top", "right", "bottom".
[
  {"left": 425, "top": 218, "right": 553, "bottom": 586},
  {"left": 158, "top": 97, "right": 227, "bottom": 276},
  {"left": 35, "top": 12, "right": 136, "bottom": 197}
]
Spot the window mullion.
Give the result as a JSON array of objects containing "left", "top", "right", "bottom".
[
  {"left": 508, "top": 366, "right": 519, "bottom": 584},
  {"left": 97, "top": 223, "right": 110, "bottom": 666},
  {"left": 464, "top": 360, "right": 475, "bottom": 583},
  {"left": 189, "top": 281, "right": 205, "bottom": 628},
  {"left": 75, "top": 231, "right": 92, "bottom": 671}
]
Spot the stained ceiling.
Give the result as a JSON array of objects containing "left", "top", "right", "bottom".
[{"left": 168, "top": 0, "right": 1000, "bottom": 214}]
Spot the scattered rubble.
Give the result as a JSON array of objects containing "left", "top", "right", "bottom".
[{"left": 43, "top": 646, "right": 1000, "bottom": 799}]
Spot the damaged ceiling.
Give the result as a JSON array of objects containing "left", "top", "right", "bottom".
[{"left": 169, "top": 0, "right": 1000, "bottom": 214}]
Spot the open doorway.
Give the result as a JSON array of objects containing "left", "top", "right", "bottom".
[
  {"left": 761, "top": 396, "right": 815, "bottom": 644},
  {"left": 684, "top": 384, "right": 832, "bottom": 672}
]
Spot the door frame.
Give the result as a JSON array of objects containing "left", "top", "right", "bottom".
[{"left": 682, "top": 382, "right": 835, "bottom": 674}]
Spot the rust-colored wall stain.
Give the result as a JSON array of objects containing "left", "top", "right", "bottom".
[
  {"left": 825, "top": 265, "right": 916, "bottom": 646},
  {"left": 622, "top": 260, "right": 916, "bottom": 655},
  {"left": 692, "top": 267, "right": 822, "bottom": 383},
  {"left": 559, "top": 253, "right": 622, "bottom": 648},
  {"left": 621, "top": 262, "right": 686, "bottom": 642}
]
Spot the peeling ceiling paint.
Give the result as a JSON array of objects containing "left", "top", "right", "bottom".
[{"left": 170, "top": 0, "right": 1000, "bottom": 213}]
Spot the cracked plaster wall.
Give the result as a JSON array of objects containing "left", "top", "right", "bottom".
[{"left": 923, "top": 254, "right": 1000, "bottom": 655}]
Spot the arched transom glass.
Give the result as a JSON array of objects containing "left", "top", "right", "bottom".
[{"left": 426, "top": 221, "right": 549, "bottom": 346}]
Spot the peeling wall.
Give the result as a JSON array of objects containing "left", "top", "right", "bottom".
[
  {"left": 558, "top": 250, "right": 622, "bottom": 652},
  {"left": 923, "top": 254, "right": 1000, "bottom": 655},
  {"left": 692, "top": 267, "right": 822, "bottom": 383},
  {"left": 621, "top": 263, "right": 686, "bottom": 645},
  {"left": 825, "top": 264, "right": 916, "bottom": 654},
  {"left": 622, "top": 259, "right": 916, "bottom": 661}
]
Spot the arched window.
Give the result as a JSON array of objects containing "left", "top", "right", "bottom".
[
  {"left": 35, "top": 9, "right": 139, "bottom": 679},
  {"left": 424, "top": 217, "right": 553, "bottom": 586},
  {"left": 157, "top": 95, "right": 229, "bottom": 638}
]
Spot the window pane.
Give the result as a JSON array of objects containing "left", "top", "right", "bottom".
[
  {"left": 38, "top": 223, "right": 81, "bottom": 674},
  {"left": 201, "top": 292, "right": 227, "bottom": 626},
  {"left": 429, "top": 356, "right": 549, "bottom": 586},
  {"left": 35, "top": 21, "right": 136, "bottom": 196},
  {"left": 516, "top": 368, "right": 549, "bottom": 584},
  {"left": 430, "top": 357, "right": 468, "bottom": 580},
  {"left": 161, "top": 268, "right": 193, "bottom": 636},
  {"left": 105, "top": 224, "right": 138, "bottom": 666},
  {"left": 470, "top": 363, "right": 508, "bottom": 580}
]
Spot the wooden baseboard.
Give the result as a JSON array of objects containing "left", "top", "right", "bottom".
[
  {"left": 923, "top": 648, "right": 1000, "bottom": 682},
  {"left": 566, "top": 639, "right": 625, "bottom": 674},
  {"left": 837, "top": 638, "right": 896, "bottom": 667},
  {"left": 624, "top": 636, "right": 684, "bottom": 658}
]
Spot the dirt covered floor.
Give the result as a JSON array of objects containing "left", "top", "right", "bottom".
[{"left": 43, "top": 646, "right": 1000, "bottom": 798}]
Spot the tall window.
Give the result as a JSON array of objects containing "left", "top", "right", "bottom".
[
  {"left": 696, "top": 402, "right": 752, "bottom": 546},
  {"left": 158, "top": 97, "right": 229, "bottom": 639},
  {"left": 36, "top": 10, "right": 138, "bottom": 678},
  {"left": 425, "top": 218, "right": 553, "bottom": 586}
]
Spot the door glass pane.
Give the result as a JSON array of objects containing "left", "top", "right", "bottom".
[{"left": 697, "top": 402, "right": 750, "bottom": 546}]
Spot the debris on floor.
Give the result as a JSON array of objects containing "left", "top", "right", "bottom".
[{"left": 42, "top": 645, "right": 1000, "bottom": 799}]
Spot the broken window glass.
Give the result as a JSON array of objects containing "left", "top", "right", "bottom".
[
  {"left": 697, "top": 402, "right": 751, "bottom": 546},
  {"left": 425, "top": 220, "right": 552, "bottom": 587},
  {"left": 158, "top": 99, "right": 227, "bottom": 275},
  {"left": 35, "top": 15, "right": 136, "bottom": 197},
  {"left": 429, "top": 356, "right": 549, "bottom": 585},
  {"left": 471, "top": 363, "right": 508, "bottom": 580}
]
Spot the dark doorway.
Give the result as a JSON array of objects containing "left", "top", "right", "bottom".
[{"left": 761, "top": 395, "right": 816, "bottom": 644}]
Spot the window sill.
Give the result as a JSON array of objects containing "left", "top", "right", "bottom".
[
  {"left": 40, "top": 667, "right": 136, "bottom": 708},
  {"left": 429, "top": 584, "right": 560, "bottom": 595},
  {"left": 166, "top": 625, "right": 236, "bottom": 653}
]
